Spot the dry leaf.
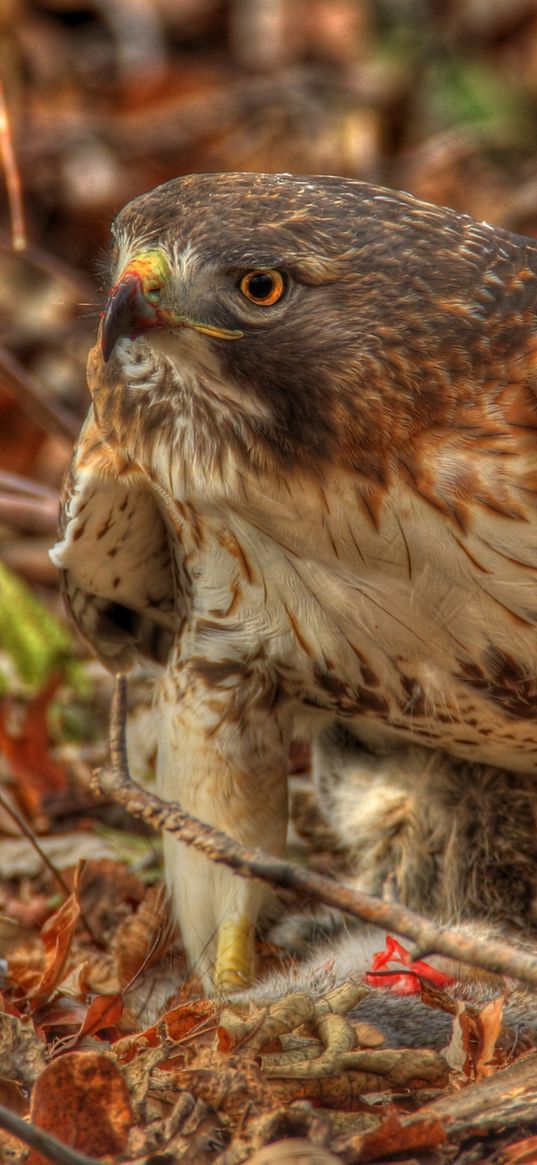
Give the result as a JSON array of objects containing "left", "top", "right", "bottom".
[
  {"left": 28, "top": 1050, "right": 134, "bottom": 1165},
  {"left": 114, "top": 882, "right": 171, "bottom": 987},
  {"left": 0, "top": 677, "right": 68, "bottom": 814},
  {"left": 60, "top": 992, "right": 125, "bottom": 1048},
  {"left": 32, "top": 994, "right": 89, "bottom": 1036},
  {"left": 347, "top": 1109, "right": 448, "bottom": 1158},
  {"left": 475, "top": 995, "right": 506, "bottom": 1078},
  {"left": 503, "top": 1133, "right": 537, "bottom": 1163},
  {"left": 28, "top": 864, "right": 81, "bottom": 1002},
  {"left": 116, "top": 998, "right": 216, "bottom": 1062}
]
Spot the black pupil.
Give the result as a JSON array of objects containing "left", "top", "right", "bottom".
[{"left": 248, "top": 272, "right": 275, "bottom": 299}]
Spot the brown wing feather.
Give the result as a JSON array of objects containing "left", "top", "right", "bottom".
[{"left": 52, "top": 409, "right": 176, "bottom": 671}]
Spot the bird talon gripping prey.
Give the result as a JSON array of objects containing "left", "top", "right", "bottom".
[{"left": 53, "top": 172, "right": 537, "bottom": 991}]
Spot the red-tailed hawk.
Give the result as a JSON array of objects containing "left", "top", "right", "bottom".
[{"left": 53, "top": 172, "right": 537, "bottom": 991}]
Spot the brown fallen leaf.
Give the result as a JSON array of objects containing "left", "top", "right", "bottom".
[
  {"left": 32, "top": 994, "right": 89, "bottom": 1038},
  {"left": 474, "top": 994, "right": 506, "bottom": 1079},
  {"left": 345, "top": 1049, "right": 537, "bottom": 1159},
  {"left": 346, "top": 1108, "right": 448, "bottom": 1159},
  {"left": 0, "top": 677, "right": 68, "bottom": 816},
  {"left": 113, "top": 882, "right": 171, "bottom": 987},
  {"left": 27, "top": 864, "right": 82, "bottom": 1003},
  {"left": 114, "top": 997, "right": 216, "bottom": 1062},
  {"left": 6, "top": 937, "right": 45, "bottom": 995},
  {"left": 57, "top": 992, "right": 125, "bottom": 1049},
  {"left": 503, "top": 1133, "right": 537, "bottom": 1163},
  {"left": 28, "top": 1050, "right": 134, "bottom": 1165},
  {"left": 74, "top": 858, "right": 146, "bottom": 939}
]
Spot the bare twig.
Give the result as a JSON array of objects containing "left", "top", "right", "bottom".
[
  {"left": 0, "top": 470, "right": 58, "bottom": 498},
  {"left": 0, "top": 787, "right": 72, "bottom": 899},
  {"left": 0, "top": 472, "right": 58, "bottom": 533},
  {"left": 0, "top": 1104, "right": 102, "bottom": 1165},
  {"left": 0, "top": 789, "right": 101, "bottom": 946},
  {"left": 0, "top": 344, "right": 80, "bottom": 442},
  {"left": 0, "top": 80, "right": 26, "bottom": 251},
  {"left": 343, "top": 1050, "right": 537, "bottom": 1159},
  {"left": 96, "top": 675, "right": 537, "bottom": 988},
  {"left": 0, "top": 494, "right": 58, "bottom": 534}
]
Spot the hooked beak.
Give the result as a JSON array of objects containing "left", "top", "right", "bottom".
[{"left": 101, "top": 249, "right": 243, "bottom": 362}]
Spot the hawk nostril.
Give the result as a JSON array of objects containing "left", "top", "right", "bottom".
[{"left": 145, "top": 282, "right": 163, "bottom": 303}]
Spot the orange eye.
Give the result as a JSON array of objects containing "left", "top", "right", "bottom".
[{"left": 239, "top": 269, "right": 286, "bottom": 305}]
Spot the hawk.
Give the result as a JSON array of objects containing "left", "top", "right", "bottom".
[{"left": 53, "top": 172, "right": 537, "bottom": 991}]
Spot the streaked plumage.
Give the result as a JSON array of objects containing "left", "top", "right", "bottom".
[{"left": 53, "top": 172, "right": 537, "bottom": 989}]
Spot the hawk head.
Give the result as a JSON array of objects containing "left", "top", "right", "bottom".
[
  {"left": 97, "top": 171, "right": 535, "bottom": 482},
  {"left": 100, "top": 172, "right": 372, "bottom": 469}
]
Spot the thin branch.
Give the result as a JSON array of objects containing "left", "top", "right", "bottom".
[
  {"left": 0, "top": 789, "right": 101, "bottom": 947},
  {"left": 0, "top": 1104, "right": 102, "bottom": 1165},
  {"left": 0, "top": 472, "right": 58, "bottom": 532},
  {"left": 96, "top": 675, "right": 537, "bottom": 989},
  {"left": 0, "top": 494, "right": 58, "bottom": 535},
  {"left": 0, "top": 79, "right": 26, "bottom": 251},
  {"left": 0, "top": 344, "right": 80, "bottom": 442},
  {"left": 0, "top": 470, "right": 58, "bottom": 499},
  {"left": 342, "top": 1050, "right": 537, "bottom": 1159},
  {"left": 0, "top": 788, "right": 72, "bottom": 899}
]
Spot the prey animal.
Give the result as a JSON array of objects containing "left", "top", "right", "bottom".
[{"left": 53, "top": 172, "right": 537, "bottom": 991}]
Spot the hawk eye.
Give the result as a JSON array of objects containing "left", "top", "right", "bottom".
[{"left": 239, "top": 269, "right": 285, "bottom": 305}]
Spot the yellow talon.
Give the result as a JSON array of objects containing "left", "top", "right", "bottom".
[{"left": 214, "top": 918, "right": 256, "bottom": 992}]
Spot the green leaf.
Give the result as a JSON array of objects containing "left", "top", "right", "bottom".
[{"left": 0, "top": 561, "right": 73, "bottom": 688}]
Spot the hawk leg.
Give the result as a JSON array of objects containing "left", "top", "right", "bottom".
[{"left": 157, "top": 667, "right": 289, "bottom": 993}]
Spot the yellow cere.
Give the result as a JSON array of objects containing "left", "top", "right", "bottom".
[{"left": 121, "top": 249, "right": 171, "bottom": 301}]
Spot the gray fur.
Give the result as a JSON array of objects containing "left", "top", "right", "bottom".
[{"left": 313, "top": 723, "right": 537, "bottom": 935}]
